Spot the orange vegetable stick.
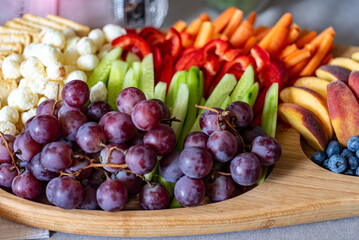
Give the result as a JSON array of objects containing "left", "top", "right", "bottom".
[
  {"left": 279, "top": 44, "right": 298, "bottom": 59},
  {"left": 300, "top": 34, "right": 334, "bottom": 76},
  {"left": 284, "top": 48, "right": 311, "bottom": 68},
  {"left": 291, "top": 23, "right": 300, "bottom": 31},
  {"left": 241, "top": 36, "right": 257, "bottom": 55},
  {"left": 252, "top": 25, "right": 267, "bottom": 36},
  {"left": 229, "top": 20, "right": 253, "bottom": 48},
  {"left": 199, "top": 13, "right": 211, "bottom": 22},
  {"left": 212, "top": 7, "right": 237, "bottom": 35},
  {"left": 219, "top": 33, "right": 229, "bottom": 42},
  {"left": 267, "top": 26, "right": 289, "bottom": 56},
  {"left": 297, "top": 29, "right": 309, "bottom": 39},
  {"left": 180, "top": 32, "right": 194, "bottom": 48},
  {"left": 255, "top": 27, "right": 271, "bottom": 41},
  {"left": 309, "top": 26, "right": 335, "bottom": 47},
  {"left": 194, "top": 21, "right": 214, "bottom": 49},
  {"left": 295, "top": 31, "right": 317, "bottom": 48},
  {"left": 288, "top": 59, "right": 308, "bottom": 79},
  {"left": 185, "top": 18, "right": 202, "bottom": 37},
  {"left": 258, "top": 13, "right": 292, "bottom": 50},
  {"left": 222, "top": 9, "right": 243, "bottom": 38},
  {"left": 304, "top": 43, "right": 316, "bottom": 55},
  {"left": 321, "top": 53, "right": 333, "bottom": 65},
  {"left": 173, "top": 20, "right": 187, "bottom": 33},
  {"left": 246, "top": 11, "right": 257, "bottom": 25},
  {"left": 285, "top": 27, "right": 300, "bottom": 45}
]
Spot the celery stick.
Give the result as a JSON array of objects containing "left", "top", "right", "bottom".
[
  {"left": 176, "top": 67, "right": 202, "bottom": 149},
  {"left": 159, "top": 174, "right": 175, "bottom": 197},
  {"left": 200, "top": 97, "right": 206, "bottom": 106},
  {"left": 166, "top": 71, "right": 188, "bottom": 110},
  {"left": 88, "top": 47, "right": 122, "bottom": 88},
  {"left": 122, "top": 68, "right": 138, "bottom": 89},
  {"left": 241, "top": 82, "right": 259, "bottom": 107},
  {"left": 107, "top": 60, "right": 128, "bottom": 110},
  {"left": 125, "top": 52, "right": 140, "bottom": 67},
  {"left": 154, "top": 81, "right": 167, "bottom": 102},
  {"left": 132, "top": 61, "right": 141, "bottom": 88},
  {"left": 221, "top": 96, "right": 232, "bottom": 109},
  {"left": 171, "top": 83, "right": 189, "bottom": 139},
  {"left": 170, "top": 197, "right": 182, "bottom": 208},
  {"left": 230, "top": 64, "right": 254, "bottom": 100},
  {"left": 190, "top": 74, "right": 237, "bottom": 133},
  {"left": 140, "top": 53, "right": 155, "bottom": 99},
  {"left": 144, "top": 159, "right": 159, "bottom": 181},
  {"left": 261, "top": 83, "right": 279, "bottom": 138},
  {"left": 256, "top": 166, "right": 269, "bottom": 185}
]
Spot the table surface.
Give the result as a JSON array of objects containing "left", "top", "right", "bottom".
[{"left": 2, "top": 0, "right": 359, "bottom": 239}]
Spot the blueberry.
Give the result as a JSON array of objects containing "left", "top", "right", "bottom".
[
  {"left": 348, "top": 155, "right": 359, "bottom": 170},
  {"left": 356, "top": 149, "right": 359, "bottom": 158},
  {"left": 341, "top": 148, "right": 354, "bottom": 157},
  {"left": 347, "top": 136, "right": 359, "bottom": 152},
  {"left": 311, "top": 151, "right": 327, "bottom": 165},
  {"left": 344, "top": 169, "right": 354, "bottom": 176},
  {"left": 328, "top": 155, "right": 347, "bottom": 173},
  {"left": 325, "top": 140, "right": 342, "bottom": 158},
  {"left": 322, "top": 159, "right": 329, "bottom": 169},
  {"left": 355, "top": 167, "right": 359, "bottom": 176}
]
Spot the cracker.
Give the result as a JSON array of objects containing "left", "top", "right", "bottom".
[
  {"left": 0, "top": 42, "right": 23, "bottom": 54},
  {"left": 0, "top": 33, "right": 31, "bottom": 46},
  {"left": 46, "top": 14, "right": 90, "bottom": 36},
  {"left": 0, "top": 78, "right": 17, "bottom": 106},
  {"left": 22, "top": 14, "right": 68, "bottom": 32},
  {"left": 0, "top": 26, "right": 39, "bottom": 42},
  {"left": 13, "top": 18, "right": 45, "bottom": 31},
  {"left": 5, "top": 20, "right": 41, "bottom": 32}
]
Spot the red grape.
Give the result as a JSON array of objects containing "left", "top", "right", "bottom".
[
  {"left": 64, "top": 156, "right": 92, "bottom": 179},
  {"left": 125, "top": 144, "right": 157, "bottom": 175},
  {"left": 41, "top": 142, "right": 73, "bottom": 172},
  {"left": 159, "top": 151, "right": 183, "bottom": 182},
  {"left": 199, "top": 109, "right": 229, "bottom": 136},
  {"left": 96, "top": 179, "right": 128, "bottom": 212},
  {"left": 100, "top": 143, "right": 127, "bottom": 172},
  {"left": 116, "top": 87, "right": 146, "bottom": 115},
  {"left": 27, "top": 153, "right": 57, "bottom": 181},
  {"left": 87, "top": 101, "right": 113, "bottom": 122},
  {"left": 139, "top": 183, "right": 170, "bottom": 210},
  {"left": 115, "top": 171, "right": 144, "bottom": 195},
  {"left": 153, "top": 99, "right": 170, "bottom": 119},
  {"left": 29, "top": 114, "right": 61, "bottom": 144},
  {"left": 58, "top": 103, "right": 86, "bottom": 117},
  {"left": 174, "top": 176, "right": 205, "bottom": 207},
  {"left": 230, "top": 152, "right": 262, "bottom": 186},
  {"left": 183, "top": 131, "right": 208, "bottom": 149},
  {"left": 46, "top": 177, "right": 60, "bottom": 204},
  {"left": 52, "top": 176, "right": 84, "bottom": 209},
  {"left": 131, "top": 100, "right": 162, "bottom": 131},
  {"left": 36, "top": 99, "right": 62, "bottom": 117},
  {"left": 0, "top": 163, "right": 18, "bottom": 189},
  {"left": 206, "top": 174, "right": 236, "bottom": 202},
  {"left": 59, "top": 110, "right": 88, "bottom": 141},
  {"left": 143, "top": 124, "right": 176, "bottom": 156},
  {"left": 226, "top": 101, "right": 253, "bottom": 128},
  {"left": 207, "top": 130, "right": 238, "bottom": 163},
  {"left": 11, "top": 171, "right": 41, "bottom": 200},
  {"left": 62, "top": 80, "right": 89, "bottom": 107},
  {"left": 251, "top": 135, "right": 282, "bottom": 165},
  {"left": 240, "top": 125, "right": 267, "bottom": 145},
  {"left": 78, "top": 183, "right": 99, "bottom": 210},
  {"left": 76, "top": 122, "right": 107, "bottom": 153},
  {"left": 24, "top": 116, "right": 35, "bottom": 131},
  {"left": 14, "top": 131, "right": 42, "bottom": 162},
  {"left": 0, "top": 134, "right": 15, "bottom": 164},
  {"left": 179, "top": 147, "right": 213, "bottom": 179}
]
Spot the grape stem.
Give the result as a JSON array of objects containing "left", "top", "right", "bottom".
[
  {"left": 217, "top": 171, "right": 231, "bottom": 176},
  {"left": 0, "top": 131, "right": 20, "bottom": 175},
  {"left": 194, "top": 104, "right": 246, "bottom": 152},
  {"left": 51, "top": 84, "right": 62, "bottom": 116},
  {"left": 161, "top": 117, "right": 181, "bottom": 127}
]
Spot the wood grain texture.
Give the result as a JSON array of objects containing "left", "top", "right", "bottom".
[{"left": 0, "top": 45, "right": 358, "bottom": 237}]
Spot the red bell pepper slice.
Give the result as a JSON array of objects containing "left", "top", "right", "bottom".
[
  {"left": 251, "top": 45, "right": 270, "bottom": 72},
  {"left": 164, "top": 28, "right": 182, "bottom": 61},
  {"left": 181, "top": 46, "right": 196, "bottom": 57},
  {"left": 139, "top": 26, "right": 164, "bottom": 40},
  {"left": 125, "top": 28, "right": 138, "bottom": 35},
  {"left": 159, "top": 54, "right": 173, "bottom": 89},
  {"left": 203, "top": 39, "right": 229, "bottom": 59},
  {"left": 253, "top": 87, "right": 268, "bottom": 116},
  {"left": 222, "top": 49, "right": 242, "bottom": 62},
  {"left": 112, "top": 34, "right": 151, "bottom": 59},
  {"left": 270, "top": 57, "right": 288, "bottom": 89},
  {"left": 202, "top": 54, "right": 220, "bottom": 76},
  {"left": 153, "top": 47, "right": 162, "bottom": 84},
  {"left": 258, "top": 63, "right": 283, "bottom": 89},
  {"left": 174, "top": 49, "right": 202, "bottom": 72}
]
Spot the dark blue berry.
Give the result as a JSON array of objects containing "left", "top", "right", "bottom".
[
  {"left": 328, "top": 155, "right": 347, "bottom": 173},
  {"left": 326, "top": 140, "right": 342, "bottom": 158},
  {"left": 355, "top": 167, "right": 359, "bottom": 176},
  {"left": 344, "top": 169, "right": 354, "bottom": 176},
  {"left": 341, "top": 148, "right": 354, "bottom": 157},
  {"left": 356, "top": 149, "right": 359, "bottom": 159},
  {"left": 322, "top": 159, "right": 329, "bottom": 169},
  {"left": 347, "top": 136, "right": 359, "bottom": 152},
  {"left": 348, "top": 155, "right": 359, "bottom": 170},
  {"left": 311, "top": 151, "right": 327, "bottom": 165}
]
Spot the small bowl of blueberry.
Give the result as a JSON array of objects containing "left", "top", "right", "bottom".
[{"left": 311, "top": 136, "right": 359, "bottom": 176}]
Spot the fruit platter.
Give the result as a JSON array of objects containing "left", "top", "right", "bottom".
[{"left": 1, "top": 7, "right": 359, "bottom": 237}]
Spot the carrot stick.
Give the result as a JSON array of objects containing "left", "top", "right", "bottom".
[
  {"left": 300, "top": 34, "right": 334, "bottom": 76},
  {"left": 295, "top": 31, "right": 317, "bottom": 48},
  {"left": 285, "top": 27, "right": 300, "bottom": 45},
  {"left": 258, "top": 13, "right": 292, "bottom": 50},
  {"left": 267, "top": 26, "right": 289, "bottom": 56},
  {"left": 222, "top": 9, "right": 244, "bottom": 38},
  {"left": 284, "top": 48, "right": 311, "bottom": 68},
  {"left": 291, "top": 23, "right": 300, "bottom": 31},
  {"left": 199, "top": 13, "right": 211, "bottom": 22},
  {"left": 241, "top": 36, "right": 257, "bottom": 55},
  {"left": 219, "top": 33, "right": 229, "bottom": 42},
  {"left": 252, "top": 25, "right": 267, "bottom": 37},
  {"left": 246, "top": 11, "right": 256, "bottom": 25},
  {"left": 296, "top": 29, "right": 309, "bottom": 40},
  {"left": 288, "top": 59, "right": 309, "bottom": 79},
  {"left": 279, "top": 44, "right": 298, "bottom": 59},
  {"left": 309, "top": 26, "right": 335, "bottom": 47},
  {"left": 320, "top": 53, "right": 333, "bottom": 65},
  {"left": 173, "top": 20, "right": 187, "bottom": 33},
  {"left": 213, "top": 7, "right": 237, "bottom": 35},
  {"left": 194, "top": 21, "right": 214, "bottom": 49},
  {"left": 255, "top": 27, "right": 271, "bottom": 41},
  {"left": 229, "top": 20, "right": 253, "bottom": 48},
  {"left": 304, "top": 43, "right": 316, "bottom": 55},
  {"left": 180, "top": 32, "right": 194, "bottom": 48},
  {"left": 185, "top": 18, "right": 203, "bottom": 37}
]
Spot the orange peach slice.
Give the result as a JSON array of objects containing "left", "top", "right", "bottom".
[{"left": 294, "top": 77, "right": 329, "bottom": 100}]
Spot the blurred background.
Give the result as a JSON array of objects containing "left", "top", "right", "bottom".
[{"left": 0, "top": 0, "right": 358, "bottom": 44}]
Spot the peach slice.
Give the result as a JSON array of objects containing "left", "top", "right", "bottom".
[
  {"left": 315, "top": 65, "right": 350, "bottom": 83},
  {"left": 348, "top": 70, "right": 359, "bottom": 101},
  {"left": 294, "top": 77, "right": 330, "bottom": 100},
  {"left": 280, "top": 86, "right": 333, "bottom": 140},
  {"left": 278, "top": 103, "right": 328, "bottom": 151},
  {"left": 329, "top": 57, "right": 359, "bottom": 71},
  {"left": 327, "top": 80, "right": 359, "bottom": 146}
]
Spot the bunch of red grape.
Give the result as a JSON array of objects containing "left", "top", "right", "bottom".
[{"left": 0, "top": 80, "right": 281, "bottom": 212}]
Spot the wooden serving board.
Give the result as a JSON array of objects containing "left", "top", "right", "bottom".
[{"left": 0, "top": 45, "right": 358, "bottom": 237}]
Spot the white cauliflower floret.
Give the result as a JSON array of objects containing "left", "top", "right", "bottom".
[
  {"left": 97, "top": 43, "right": 113, "bottom": 59},
  {"left": 40, "top": 81, "right": 63, "bottom": 99},
  {"left": 46, "top": 61, "right": 66, "bottom": 81},
  {"left": 77, "top": 37, "right": 96, "bottom": 55},
  {"left": 2, "top": 58, "right": 21, "bottom": 79},
  {"left": 0, "top": 121, "right": 17, "bottom": 135},
  {"left": 63, "top": 47, "right": 80, "bottom": 65},
  {"left": 0, "top": 106, "right": 19, "bottom": 124},
  {"left": 103, "top": 24, "right": 126, "bottom": 42},
  {"left": 40, "top": 29, "right": 66, "bottom": 50},
  {"left": 88, "top": 28, "right": 105, "bottom": 49},
  {"left": 7, "top": 87, "right": 38, "bottom": 112},
  {"left": 38, "top": 96, "right": 49, "bottom": 106},
  {"left": 64, "top": 70, "right": 87, "bottom": 84},
  {"left": 77, "top": 54, "right": 99, "bottom": 71},
  {"left": 66, "top": 36, "right": 80, "bottom": 50},
  {"left": 63, "top": 28, "right": 76, "bottom": 39},
  {"left": 6, "top": 53, "right": 23, "bottom": 63},
  {"left": 21, "top": 108, "right": 37, "bottom": 125},
  {"left": 20, "top": 56, "right": 47, "bottom": 80},
  {"left": 90, "top": 81, "right": 107, "bottom": 102},
  {"left": 23, "top": 43, "right": 63, "bottom": 67}
]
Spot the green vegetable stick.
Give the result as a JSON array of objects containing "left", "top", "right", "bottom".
[
  {"left": 107, "top": 60, "right": 128, "bottom": 110},
  {"left": 166, "top": 71, "right": 188, "bottom": 110},
  {"left": 241, "top": 82, "right": 259, "bottom": 107},
  {"left": 88, "top": 47, "right": 122, "bottom": 88},
  {"left": 261, "top": 82, "right": 279, "bottom": 138},
  {"left": 122, "top": 68, "right": 138, "bottom": 89},
  {"left": 140, "top": 53, "right": 155, "bottom": 99},
  {"left": 230, "top": 64, "right": 254, "bottom": 100},
  {"left": 158, "top": 174, "right": 175, "bottom": 197},
  {"left": 154, "top": 81, "right": 167, "bottom": 102},
  {"left": 171, "top": 83, "right": 189, "bottom": 139},
  {"left": 125, "top": 52, "right": 140, "bottom": 67},
  {"left": 132, "top": 61, "right": 142, "bottom": 89}
]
